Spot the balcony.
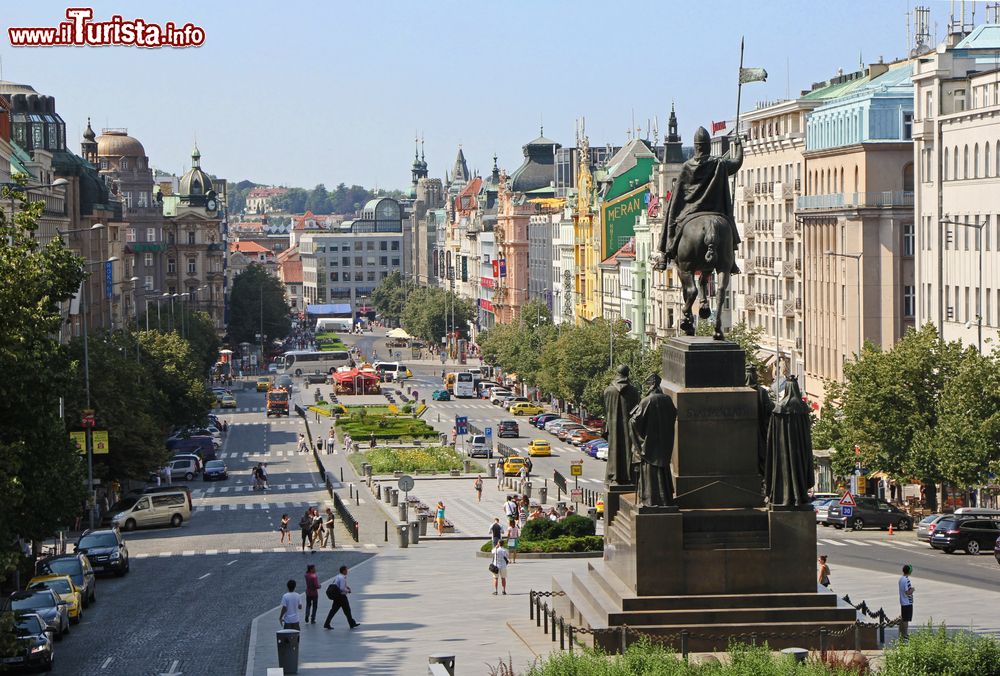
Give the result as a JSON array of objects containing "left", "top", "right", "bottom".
[
  {"left": 743, "top": 259, "right": 757, "bottom": 275},
  {"left": 735, "top": 185, "right": 754, "bottom": 202},
  {"left": 782, "top": 261, "right": 795, "bottom": 277},
  {"left": 744, "top": 293, "right": 757, "bottom": 311},
  {"left": 743, "top": 221, "right": 756, "bottom": 238},
  {"left": 783, "top": 300, "right": 797, "bottom": 317},
  {"left": 780, "top": 222, "right": 796, "bottom": 239},
  {"left": 773, "top": 181, "right": 794, "bottom": 201},
  {"left": 796, "top": 191, "right": 914, "bottom": 210}
]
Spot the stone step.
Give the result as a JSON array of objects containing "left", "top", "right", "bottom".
[
  {"left": 552, "top": 574, "right": 607, "bottom": 635},
  {"left": 605, "top": 604, "right": 858, "bottom": 627}
]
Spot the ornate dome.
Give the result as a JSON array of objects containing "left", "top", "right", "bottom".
[
  {"left": 179, "top": 144, "right": 214, "bottom": 197},
  {"left": 510, "top": 129, "right": 561, "bottom": 194},
  {"left": 96, "top": 129, "right": 146, "bottom": 158}
]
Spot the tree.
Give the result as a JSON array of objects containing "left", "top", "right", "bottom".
[
  {"left": 228, "top": 264, "right": 291, "bottom": 346},
  {"left": 371, "top": 271, "right": 417, "bottom": 326},
  {"left": 177, "top": 309, "right": 221, "bottom": 375},
  {"left": 401, "top": 287, "right": 475, "bottom": 343},
  {"left": 0, "top": 179, "right": 87, "bottom": 603},
  {"left": 273, "top": 188, "right": 308, "bottom": 214},
  {"left": 305, "top": 184, "right": 332, "bottom": 215},
  {"left": 478, "top": 300, "right": 556, "bottom": 388}
]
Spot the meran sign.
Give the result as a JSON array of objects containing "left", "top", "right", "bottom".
[{"left": 601, "top": 185, "right": 648, "bottom": 258}]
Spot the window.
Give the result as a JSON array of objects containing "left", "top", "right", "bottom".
[
  {"left": 187, "top": 231, "right": 196, "bottom": 245},
  {"left": 167, "top": 258, "right": 176, "bottom": 273},
  {"left": 379, "top": 241, "right": 388, "bottom": 251},
  {"left": 902, "top": 113, "right": 912, "bottom": 140},
  {"left": 168, "top": 286, "right": 177, "bottom": 295},
  {"left": 329, "top": 272, "right": 339, "bottom": 282},
  {"left": 354, "top": 241, "right": 363, "bottom": 251},
  {"left": 964, "top": 145, "right": 970, "bottom": 179},
  {"left": 987, "top": 144, "right": 993, "bottom": 178},
  {"left": 380, "top": 256, "right": 388, "bottom": 266},
  {"left": 100, "top": 158, "right": 108, "bottom": 170},
  {"left": 367, "top": 271, "right": 376, "bottom": 281},
  {"left": 975, "top": 144, "right": 981, "bottom": 178},
  {"left": 137, "top": 191, "right": 149, "bottom": 208},
  {"left": 366, "top": 241, "right": 375, "bottom": 250},
  {"left": 903, "top": 224, "right": 915, "bottom": 256},
  {"left": 144, "top": 253, "right": 153, "bottom": 267},
  {"left": 955, "top": 88, "right": 966, "bottom": 112},
  {"left": 944, "top": 147, "right": 950, "bottom": 180},
  {"left": 392, "top": 257, "right": 400, "bottom": 267},
  {"left": 342, "top": 256, "right": 350, "bottom": 266},
  {"left": 126, "top": 228, "right": 136, "bottom": 243},
  {"left": 187, "top": 258, "right": 197, "bottom": 274},
  {"left": 354, "top": 257, "right": 363, "bottom": 266},
  {"left": 903, "top": 285, "right": 915, "bottom": 317},
  {"left": 124, "top": 192, "right": 132, "bottom": 208},
  {"left": 144, "top": 276, "right": 154, "bottom": 290},
  {"left": 146, "top": 227, "right": 156, "bottom": 242},
  {"left": 168, "top": 231, "right": 175, "bottom": 244},
  {"left": 391, "top": 241, "right": 400, "bottom": 251},
  {"left": 353, "top": 272, "right": 363, "bottom": 282}
]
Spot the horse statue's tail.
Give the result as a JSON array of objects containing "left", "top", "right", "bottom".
[{"left": 704, "top": 228, "right": 717, "bottom": 264}]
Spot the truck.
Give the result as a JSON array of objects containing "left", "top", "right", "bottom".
[{"left": 266, "top": 387, "right": 290, "bottom": 417}]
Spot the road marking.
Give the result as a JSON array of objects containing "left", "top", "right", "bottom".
[
  {"left": 844, "top": 540, "right": 871, "bottom": 546},
  {"left": 227, "top": 559, "right": 238, "bottom": 565},
  {"left": 159, "top": 659, "right": 182, "bottom": 676},
  {"left": 871, "top": 541, "right": 904, "bottom": 549},
  {"left": 205, "top": 549, "right": 218, "bottom": 555},
  {"left": 213, "top": 504, "right": 222, "bottom": 511},
  {"left": 250, "top": 548, "right": 263, "bottom": 553},
  {"left": 159, "top": 552, "right": 172, "bottom": 557},
  {"left": 893, "top": 540, "right": 920, "bottom": 547},
  {"left": 101, "top": 657, "right": 113, "bottom": 669},
  {"left": 818, "top": 539, "right": 847, "bottom": 546},
  {"left": 198, "top": 573, "right": 211, "bottom": 580},
  {"left": 182, "top": 550, "right": 195, "bottom": 556}
]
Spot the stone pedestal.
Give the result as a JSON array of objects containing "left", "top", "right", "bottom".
[
  {"left": 548, "top": 338, "right": 875, "bottom": 653},
  {"left": 603, "top": 483, "right": 635, "bottom": 526}
]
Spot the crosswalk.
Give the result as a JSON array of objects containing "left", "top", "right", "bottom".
[
  {"left": 192, "top": 500, "right": 348, "bottom": 512},
  {"left": 818, "top": 537, "right": 922, "bottom": 549},
  {"left": 131, "top": 543, "right": 379, "bottom": 559},
  {"left": 197, "top": 482, "right": 323, "bottom": 494},
  {"left": 216, "top": 450, "right": 317, "bottom": 459}
]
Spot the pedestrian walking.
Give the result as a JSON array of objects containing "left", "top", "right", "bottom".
[
  {"left": 304, "top": 564, "right": 320, "bottom": 624},
  {"left": 316, "top": 437, "right": 324, "bottom": 454},
  {"left": 279, "top": 514, "right": 291, "bottom": 544},
  {"left": 326, "top": 429, "right": 336, "bottom": 455},
  {"left": 370, "top": 431, "right": 377, "bottom": 448},
  {"left": 279, "top": 580, "right": 302, "bottom": 630},
  {"left": 490, "top": 541, "right": 509, "bottom": 595},
  {"left": 495, "top": 461, "right": 504, "bottom": 490},
  {"left": 163, "top": 464, "right": 172, "bottom": 485},
  {"left": 473, "top": 475, "right": 484, "bottom": 503},
  {"left": 299, "top": 510, "right": 313, "bottom": 552},
  {"left": 519, "top": 496, "right": 528, "bottom": 527},
  {"left": 898, "top": 564, "right": 914, "bottom": 640},
  {"left": 322, "top": 508, "right": 336, "bottom": 548},
  {"left": 506, "top": 519, "right": 521, "bottom": 564},
  {"left": 490, "top": 518, "right": 503, "bottom": 548},
  {"left": 504, "top": 496, "right": 518, "bottom": 522},
  {"left": 436, "top": 501, "right": 446, "bottom": 536},
  {"left": 260, "top": 463, "right": 270, "bottom": 490},
  {"left": 323, "top": 565, "right": 360, "bottom": 629},
  {"left": 311, "top": 508, "right": 324, "bottom": 551},
  {"left": 817, "top": 555, "right": 831, "bottom": 589}
]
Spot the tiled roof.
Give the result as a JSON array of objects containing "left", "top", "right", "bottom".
[
  {"left": 230, "top": 240, "right": 273, "bottom": 254},
  {"left": 248, "top": 187, "right": 288, "bottom": 198},
  {"left": 600, "top": 237, "right": 636, "bottom": 265},
  {"left": 276, "top": 245, "right": 299, "bottom": 264},
  {"left": 281, "top": 259, "right": 303, "bottom": 284}
]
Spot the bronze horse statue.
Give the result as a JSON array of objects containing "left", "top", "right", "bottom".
[{"left": 655, "top": 127, "right": 742, "bottom": 340}]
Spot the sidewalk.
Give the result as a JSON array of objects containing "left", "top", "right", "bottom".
[{"left": 246, "top": 541, "right": 1000, "bottom": 675}]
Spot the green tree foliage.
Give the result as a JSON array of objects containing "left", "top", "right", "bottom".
[
  {"left": 272, "top": 187, "right": 308, "bottom": 214},
  {"left": 225, "top": 180, "right": 258, "bottom": 214},
  {"left": 0, "top": 180, "right": 87, "bottom": 594},
  {"left": 401, "top": 287, "right": 474, "bottom": 343},
  {"left": 228, "top": 263, "right": 291, "bottom": 346},
  {"left": 177, "top": 309, "right": 221, "bottom": 375},
  {"left": 371, "top": 271, "right": 417, "bottom": 326},
  {"left": 478, "top": 300, "right": 556, "bottom": 388},
  {"left": 330, "top": 183, "right": 376, "bottom": 214},
  {"left": 304, "top": 184, "right": 332, "bottom": 214}
]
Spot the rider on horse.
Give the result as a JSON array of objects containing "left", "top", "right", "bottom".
[{"left": 659, "top": 126, "right": 743, "bottom": 275}]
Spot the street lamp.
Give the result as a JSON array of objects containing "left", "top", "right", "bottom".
[
  {"left": 825, "top": 250, "right": 863, "bottom": 359},
  {"left": 940, "top": 219, "right": 986, "bottom": 353}
]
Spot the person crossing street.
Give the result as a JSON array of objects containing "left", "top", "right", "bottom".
[{"left": 323, "top": 565, "right": 360, "bottom": 629}]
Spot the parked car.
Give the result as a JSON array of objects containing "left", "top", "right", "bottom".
[
  {"left": 527, "top": 440, "right": 552, "bottom": 457},
  {"left": 431, "top": 389, "right": 451, "bottom": 401},
  {"left": 568, "top": 428, "right": 601, "bottom": 446},
  {"left": 595, "top": 446, "right": 609, "bottom": 461},
  {"left": 489, "top": 389, "right": 512, "bottom": 405},
  {"left": 109, "top": 490, "right": 191, "bottom": 531},
  {"left": 304, "top": 371, "right": 327, "bottom": 384},
  {"left": 530, "top": 413, "right": 559, "bottom": 428},
  {"left": 543, "top": 418, "right": 572, "bottom": 433},
  {"left": 34, "top": 554, "right": 95, "bottom": 607},
  {"left": 467, "top": 435, "right": 492, "bottom": 459},
  {"left": 268, "top": 363, "right": 278, "bottom": 374},
  {"left": 826, "top": 496, "right": 913, "bottom": 531},
  {"left": 6, "top": 590, "right": 68, "bottom": 640},
  {"left": 583, "top": 439, "right": 608, "bottom": 458},
  {"left": 510, "top": 402, "right": 544, "bottom": 416},
  {"left": 74, "top": 528, "right": 129, "bottom": 577},
  {"left": 202, "top": 459, "right": 229, "bottom": 481},
  {"left": 814, "top": 498, "right": 838, "bottom": 526},
  {"left": 2, "top": 612, "right": 54, "bottom": 672},
  {"left": 167, "top": 457, "right": 200, "bottom": 481},
  {"left": 503, "top": 397, "right": 529, "bottom": 411},
  {"left": 166, "top": 435, "right": 216, "bottom": 458},
  {"left": 930, "top": 516, "right": 1000, "bottom": 554},
  {"left": 26, "top": 575, "right": 82, "bottom": 623},
  {"left": 916, "top": 514, "right": 946, "bottom": 543},
  {"left": 497, "top": 420, "right": 519, "bottom": 438},
  {"left": 556, "top": 424, "right": 587, "bottom": 441}
]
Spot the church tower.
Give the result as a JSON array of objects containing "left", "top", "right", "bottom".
[
  {"left": 81, "top": 118, "right": 97, "bottom": 164},
  {"left": 664, "top": 104, "right": 684, "bottom": 164}
]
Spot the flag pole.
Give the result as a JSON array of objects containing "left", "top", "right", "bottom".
[{"left": 730, "top": 36, "right": 746, "bottom": 204}]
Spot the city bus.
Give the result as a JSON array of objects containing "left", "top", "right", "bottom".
[
  {"left": 451, "top": 371, "right": 476, "bottom": 398},
  {"left": 275, "top": 350, "right": 353, "bottom": 376}
]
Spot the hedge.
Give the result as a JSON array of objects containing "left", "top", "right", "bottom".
[
  {"left": 480, "top": 535, "right": 603, "bottom": 554},
  {"left": 350, "top": 446, "right": 468, "bottom": 474},
  {"left": 337, "top": 413, "right": 438, "bottom": 440},
  {"left": 521, "top": 514, "right": 596, "bottom": 541}
]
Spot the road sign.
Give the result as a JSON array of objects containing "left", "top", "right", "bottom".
[
  {"left": 485, "top": 427, "right": 492, "bottom": 439},
  {"left": 81, "top": 409, "right": 96, "bottom": 428},
  {"left": 839, "top": 491, "right": 856, "bottom": 507},
  {"left": 571, "top": 488, "right": 583, "bottom": 502},
  {"left": 455, "top": 416, "right": 468, "bottom": 435},
  {"left": 570, "top": 463, "right": 583, "bottom": 477},
  {"left": 397, "top": 475, "right": 414, "bottom": 492},
  {"left": 841, "top": 506, "right": 854, "bottom": 517}
]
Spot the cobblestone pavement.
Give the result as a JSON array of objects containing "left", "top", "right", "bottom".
[{"left": 52, "top": 391, "right": 375, "bottom": 676}]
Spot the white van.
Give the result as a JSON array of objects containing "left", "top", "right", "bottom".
[
  {"left": 110, "top": 491, "right": 191, "bottom": 531},
  {"left": 468, "top": 434, "right": 491, "bottom": 458},
  {"left": 374, "top": 362, "right": 410, "bottom": 381}
]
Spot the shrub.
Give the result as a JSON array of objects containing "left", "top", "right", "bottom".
[
  {"left": 520, "top": 514, "right": 595, "bottom": 542},
  {"left": 560, "top": 514, "right": 597, "bottom": 537},
  {"left": 353, "top": 446, "right": 466, "bottom": 474},
  {"left": 521, "top": 518, "right": 560, "bottom": 542},
  {"left": 883, "top": 624, "right": 1000, "bottom": 676},
  {"left": 479, "top": 536, "right": 603, "bottom": 554},
  {"left": 402, "top": 403, "right": 413, "bottom": 413}
]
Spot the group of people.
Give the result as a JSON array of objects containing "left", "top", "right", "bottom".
[
  {"left": 252, "top": 463, "right": 270, "bottom": 491},
  {"left": 817, "top": 555, "right": 916, "bottom": 640},
  {"left": 284, "top": 507, "right": 337, "bottom": 550},
  {"left": 279, "top": 564, "right": 360, "bottom": 630}
]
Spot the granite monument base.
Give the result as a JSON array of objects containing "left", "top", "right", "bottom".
[{"left": 603, "top": 483, "right": 636, "bottom": 526}]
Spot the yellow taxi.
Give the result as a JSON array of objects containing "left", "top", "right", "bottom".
[
  {"left": 27, "top": 575, "right": 83, "bottom": 623},
  {"left": 510, "top": 402, "right": 544, "bottom": 416},
  {"left": 220, "top": 393, "right": 237, "bottom": 408},
  {"left": 255, "top": 377, "right": 272, "bottom": 392},
  {"left": 502, "top": 456, "right": 528, "bottom": 476},
  {"left": 527, "top": 439, "right": 552, "bottom": 457}
]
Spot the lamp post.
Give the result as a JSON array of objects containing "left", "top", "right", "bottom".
[
  {"left": 940, "top": 219, "right": 986, "bottom": 353},
  {"left": 825, "top": 250, "right": 863, "bottom": 359}
]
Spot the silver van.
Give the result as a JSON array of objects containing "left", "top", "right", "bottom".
[
  {"left": 468, "top": 434, "right": 491, "bottom": 458},
  {"left": 168, "top": 457, "right": 200, "bottom": 481},
  {"left": 110, "top": 491, "right": 191, "bottom": 531}
]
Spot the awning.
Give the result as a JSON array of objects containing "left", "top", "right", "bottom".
[
  {"left": 386, "top": 328, "right": 413, "bottom": 339},
  {"left": 306, "top": 303, "right": 352, "bottom": 316}
]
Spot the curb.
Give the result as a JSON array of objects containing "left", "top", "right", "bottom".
[{"left": 475, "top": 548, "right": 603, "bottom": 560}]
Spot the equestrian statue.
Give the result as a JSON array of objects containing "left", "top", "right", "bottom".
[{"left": 654, "top": 127, "right": 743, "bottom": 340}]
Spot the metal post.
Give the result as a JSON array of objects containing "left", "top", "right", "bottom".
[
  {"left": 878, "top": 611, "right": 886, "bottom": 645},
  {"left": 529, "top": 592, "right": 534, "bottom": 621},
  {"left": 568, "top": 626, "right": 574, "bottom": 653},
  {"left": 819, "top": 627, "right": 828, "bottom": 659},
  {"left": 340, "top": 467, "right": 344, "bottom": 482},
  {"left": 80, "top": 273, "right": 96, "bottom": 530},
  {"left": 536, "top": 597, "right": 541, "bottom": 627},
  {"left": 552, "top": 613, "right": 558, "bottom": 643},
  {"left": 384, "top": 520, "right": 388, "bottom": 542},
  {"left": 680, "top": 630, "right": 689, "bottom": 660},
  {"left": 620, "top": 626, "right": 628, "bottom": 653},
  {"left": 543, "top": 602, "right": 549, "bottom": 634},
  {"left": 854, "top": 623, "right": 861, "bottom": 652}
]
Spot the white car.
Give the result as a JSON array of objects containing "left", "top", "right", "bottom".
[
  {"left": 268, "top": 363, "right": 278, "bottom": 374},
  {"left": 544, "top": 418, "right": 572, "bottom": 432},
  {"left": 595, "top": 446, "right": 608, "bottom": 461},
  {"left": 490, "top": 389, "right": 512, "bottom": 405}
]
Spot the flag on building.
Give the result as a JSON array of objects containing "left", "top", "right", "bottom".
[
  {"left": 739, "top": 67, "right": 768, "bottom": 84},
  {"left": 711, "top": 120, "right": 727, "bottom": 134}
]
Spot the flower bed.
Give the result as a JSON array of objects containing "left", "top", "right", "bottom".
[
  {"left": 337, "top": 413, "right": 438, "bottom": 440},
  {"left": 350, "top": 446, "right": 471, "bottom": 474}
]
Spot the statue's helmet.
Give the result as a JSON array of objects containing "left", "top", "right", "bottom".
[
  {"left": 694, "top": 126, "right": 711, "bottom": 146},
  {"left": 616, "top": 364, "right": 630, "bottom": 378}
]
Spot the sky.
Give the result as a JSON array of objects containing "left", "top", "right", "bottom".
[{"left": 0, "top": 0, "right": 971, "bottom": 190}]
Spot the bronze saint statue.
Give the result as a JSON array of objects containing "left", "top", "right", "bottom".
[
  {"left": 764, "top": 375, "right": 815, "bottom": 507},
  {"left": 654, "top": 127, "right": 743, "bottom": 340},
  {"left": 603, "top": 364, "right": 640, "bottom": 486},
  {"left": 745, "top": 364, "right": 774, "bottom": 481},
  {"left": 629, "top": 373, "right": 677, "bottom": 507}
]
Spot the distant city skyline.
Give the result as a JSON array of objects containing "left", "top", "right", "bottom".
[{"left": 0, "top": 0, "right": 964, "bottom": 190}]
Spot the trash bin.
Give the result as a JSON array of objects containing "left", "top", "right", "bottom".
[
  {"left": 489, "top": 462, "right": 496, "bottom": 476},
  {"left": 539, "top": 486, "right": 547, "bottom": 504},
  {"left": 524, "top": 482, "right": 533, "bottom": 499},
  {"left": 397, "top": 523, "right": 409, "bottom": 548},
  {"left": 276, "top": 629, "right": 300, "bottom": 674},
  {"left": 374, "top": 483, "right": 381, "bottom": 500},
  {"left": 418, "top": 513, "right": 428, "bottom": 535},
  {"left": 382, "top": 485, "right": 391, "bottom": 503},
  {"left": 399, "top": 502, "right": 408, "bottom": 522},
  {"left": 463, "top": 459, "right": 472, "bottom": 473},
  {"left": 391, "top": 489, "right": 399, "bottom": 507},
  {"left": 410, "top": 520, "right": 420, "bottom": 544},
  {"left": 587, "top": 507, "right": 599, "bottom": 523}
]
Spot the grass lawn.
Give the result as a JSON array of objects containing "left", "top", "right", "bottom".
[
  {"left": 337, "top": 412, "right": 439, "bottom": 440},
  {"left": 349, "top": 447, "right": 485, "bottom": 474},
  {"left": 315, "top": 331, "right": 347, "bottom": 351}
]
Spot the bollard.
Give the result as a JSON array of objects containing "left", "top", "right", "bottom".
[
  {"left": 340, "top": 467, "right": 344, "bottom": 482},
  {"left": 391, "top": 489, "right": 399, "bottom": 507},
  {"left": 680, "top": 630, "right": 689, "bottom": 660},
  {"left": 569, "top": 625, "right": 574, "bottom": 653},
  {"left": 535, "top": 596, "right": 542, "bottom": 627},
  {"left": 399, "top": 502, "right": 408, "bottom": 522},
  {"left": 418, "top": 513, "right": 428, "bottom": 535},
  {"left": 355, "top": 491, "right": 359, "bottom": 507},
  {"left": 620, "top": 626, "right": 628, "bottom": 653},
  {"left": 529, "top": 592, "right": 535, "bottom": 620},
  {"left": 543, "top": 602, "right": 549, "bottom": 634},
  {"left": 349, "top": 484, "right": 354, "bottom": 499},
  {"left": 375, "top": 483, "right": 382, "bottom": 500},
  {"left": 525, "top": 482, "right": 533, "bottom": 499},
  {"left": 384, "top": 520, "right": 388, "bottom": 542},
  {"left": 410, "top": 520, "right": 419, "bottom": 544},
  {"left": 819, "top": 627, "right": 828, "bottom": 660},
  {"left": 397, "top": 523, "right": 409, "bottom": 548},
  {"left": 539, "top": 486, "right": 547, "bottom": 504},
  {"left": 551, "top": 612, "right": 557, "bottom": 643}
]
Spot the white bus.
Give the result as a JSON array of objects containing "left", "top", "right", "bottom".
[
  {"left": 451, "top": 371, "right": 476, "bottom": 398},
  {"left": 315, "top": 317, "right": 352, "bottom": 332},
  {"left": 276, "top": 350, "right": 353, "bottom": 376}
]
